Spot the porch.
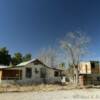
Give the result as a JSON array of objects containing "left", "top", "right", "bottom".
[{"left": 0, "top": 69, "right": 22, "bottom": 82}]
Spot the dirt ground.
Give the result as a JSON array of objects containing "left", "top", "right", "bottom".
[
  {"left": 0, "top": 89, "right": 100, "bottom": 100},
  {"left": 0, "top": 84, "right": 100, "bottom": 100}
]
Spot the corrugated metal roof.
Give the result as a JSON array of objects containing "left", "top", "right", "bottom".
[
  {"left": 17, "top": 59, "right": 35, "bottom": 66},
  {"left": 16, "top": 59, "right": 64, "bottom": 70}
]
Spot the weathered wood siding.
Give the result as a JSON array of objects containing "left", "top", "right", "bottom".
[{"left": 16, "top": 63, "right": 61, "bottom": 84}]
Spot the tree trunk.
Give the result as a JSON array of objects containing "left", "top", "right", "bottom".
[{"left": 74, "top": 65, "right": 79, "bottom": 86}]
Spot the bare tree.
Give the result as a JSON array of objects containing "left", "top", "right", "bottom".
[
  {"left": 60, "top": 32, "right": 90, "bottom": 86},
  {"left": 38, "top": 48, "right": 58, "bottom": 67}
]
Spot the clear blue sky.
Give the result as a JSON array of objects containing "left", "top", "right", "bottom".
[{"left": 0, "top": 0, "right": 100, "bottom": 60}]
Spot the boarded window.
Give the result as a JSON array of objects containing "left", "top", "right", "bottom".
[{"left": 26, "top": 68, "right": 32, "bottom": 78}]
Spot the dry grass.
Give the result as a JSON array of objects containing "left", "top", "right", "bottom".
[
  {"left": 0, "top": 83, "right": 94, "bottom": 93},
  {"left": 0, "top": 83, "right": 77, "bottom": 92}
]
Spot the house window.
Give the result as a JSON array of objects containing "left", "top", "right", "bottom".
[
  {"left": 54, "top": 71, "right": 59, "bottom": 77},
  {"left": 40, "top": 68, "right": 46, "bottom": 78},
  {"left": 91, "top": 62, "right": 95, "bottom": 69},
  {"left": 26, "top": 68, "right": 32, "bottom": 78}
]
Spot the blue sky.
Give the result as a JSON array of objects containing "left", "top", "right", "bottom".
[{"left": 0, "top": 0, "right": 100, "bottom": 60}]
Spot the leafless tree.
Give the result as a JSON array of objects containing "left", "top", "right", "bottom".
[
  {"left": 60, "top": 32, "right": 90, "bottom": 85},
  {"left": 38, "top": 47, "right": 58, "bottom": 67}
]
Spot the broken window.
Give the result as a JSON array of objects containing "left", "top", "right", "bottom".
[{"left": 54, "top": 71, "right": 59, "bottom": 77}]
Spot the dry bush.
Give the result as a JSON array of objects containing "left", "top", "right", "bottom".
[{"left": 0, "top": 83, "right": 78, "bottom": 92}]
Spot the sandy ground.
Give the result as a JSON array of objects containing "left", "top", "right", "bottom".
[{"left": 0, "top": 89, "right": 100, "bottom": 100}]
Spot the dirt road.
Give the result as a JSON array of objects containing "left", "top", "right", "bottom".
[{"left": 0, "top": 89, "right": 100, "bottom": 100}]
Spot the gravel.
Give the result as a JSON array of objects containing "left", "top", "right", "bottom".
[{"left": 0, "top": 89, "right": 100, "bottom": 100}]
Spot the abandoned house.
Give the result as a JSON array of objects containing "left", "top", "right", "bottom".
[{"left": 0, "top": 59, "right": 63, "bottom": 84}]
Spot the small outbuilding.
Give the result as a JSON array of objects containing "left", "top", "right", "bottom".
[{"left": 78, "top": 61, "right": 100, "bottom": 85}]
